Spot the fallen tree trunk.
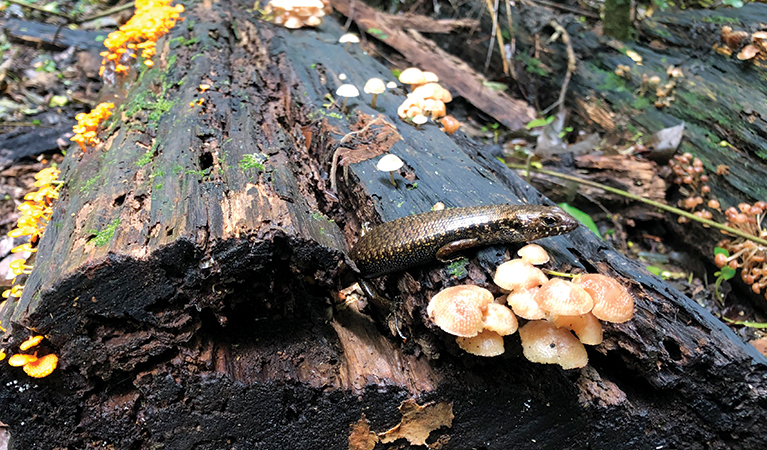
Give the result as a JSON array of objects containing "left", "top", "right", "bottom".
[{"left": 0, "top": 1, "right": 765, "bottom": 449}]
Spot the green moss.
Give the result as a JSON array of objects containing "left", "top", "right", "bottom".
[
  {"left": 447, "top": 258, "right": 469, "bottom": 279},
  {"left": 186, "top": 169, "right": 207, "bottom": 177},
  {"left": 167, "top": 54, "right": 177, "bottom": 68},
  {"left": 239, "top": 153, "right": 268, "bottom": 171},
  {"left": 155, "top": 183, "right": 163, "bottom": 190},
  {"left": 137, "top": 150, "right": 153, "bottom": 167},
  {"left": 702, "top": 15, "right": 739, "bottom": 24},
  {"left": 90, "top": 218, "right": 120, "bottom": 247},
  {"left": 172, "top": 164, "right": 184, "bottom": 175},
  {"left": 151, "top": 169, "right": 166, "bottom": 178},
  {"left": 80, "top": 173, "right": 102, "bottom": 193},
  {"left": 598, "top": 72, "right": 629, "bottom": 93},
  {"left": 169, "top": 36, "right": 199, "bottom": 47},
  {"left": 632, "top": 97, "right": 651, "bottom": 110},
  {"left": 311, "top": 211, "right": 334, "bottom": 223},
  {"left": 147, "top": 97, "right": 174, "bottom": 123}
]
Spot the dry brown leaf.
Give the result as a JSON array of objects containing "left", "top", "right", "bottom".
[
  {"left": 348, "top": 413, "right": 378, "bottom": 450},
  {"left": 379, "top": 399, "right": 454, "bottom": 446},
  {"left": 335, "top": 114, "right": 402, "bottom": 166}
]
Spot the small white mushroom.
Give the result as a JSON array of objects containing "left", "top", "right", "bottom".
[
  {"left": 335, "top": 84, "right": 359, "bottom": 113},
  {"left": 339, "top": 33, "right": 360, "bottom": 51},
  {"left": 386, "top": 81, "right": 398, "bottom": 89},
  {"left": 412, "top": 114, "right": 428, "bottom": 129},
  {"left": 376, "top": 154, "right": 404, "bottom": 187},
  {"left": 363, "top": 78, "right": 386, "bottom": 108}
]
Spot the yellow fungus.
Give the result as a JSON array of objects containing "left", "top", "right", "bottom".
[
  {"left": 23, "top": 354, "right": 58, "bottom": 378},
  {"left": 20, "top": 335, "right": 44, "bottom": 351}
]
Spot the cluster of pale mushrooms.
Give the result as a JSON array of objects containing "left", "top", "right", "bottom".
[
  {"left": 396, "top": 68, "right": 460, "bottom": 135},
  {"left": 719, "top": 26, "right": 767, "bottom": 61},
  {"left": 427, "top": 244, "right": 634, "bottom": 369},
  {"left": 264, "top": 0, "right": 331, "bottom": 29}
]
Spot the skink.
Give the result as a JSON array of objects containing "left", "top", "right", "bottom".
[{"left": 349, "top": 204, "right": 579, "bottom": 278}]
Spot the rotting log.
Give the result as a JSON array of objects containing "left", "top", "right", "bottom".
[{"left": 0, "top": 1, "right": 766, "bottom": 449}]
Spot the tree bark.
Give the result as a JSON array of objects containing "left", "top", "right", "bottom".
[{"left": 0, "top": 2, "right": 766, "bottom": 449}]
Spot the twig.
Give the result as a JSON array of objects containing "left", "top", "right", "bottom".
[
  {"left": 528, "top": 0, "right": 600, "bottom": 19},
  {"left": 543, "top": 20, "right": 576, "bottom": 115},
  {"left": 505, "top": 163, "right": 767, "bottom": 247},
  {"left": 483, "top": 0, "right": 509, "bottom": 76},
  {"left": 503, "top": 0, "right": 517, "bottom": 79},
  {"left": 6, "top": 0, "right": 72, "bottom": 20},
  {"left": 75, "top": 2, "right": 134, "bottom": 24}
]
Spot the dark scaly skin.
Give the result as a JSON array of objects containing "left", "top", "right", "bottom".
[{"left": 349, "top": 204, "right": 579, "bottom": 278}]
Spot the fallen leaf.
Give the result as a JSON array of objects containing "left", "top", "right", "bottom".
[
  {"left": 379, "top": 399, "right": 453, "bottom": 446},
  {"left": 335, "top": 114, "right": 402, "bottom": 166}
]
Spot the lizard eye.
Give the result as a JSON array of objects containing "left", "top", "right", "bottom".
[{"left": 541, "top": 215, "right": 559, "bottom": 227}]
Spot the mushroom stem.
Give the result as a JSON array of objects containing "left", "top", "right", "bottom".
[
  {"left": 341, "top": 97, "right": 349, "bottom": 113},
  {"left": 389, "top": 171, "right": 397, "bottom": 187},
  {"left": 371, "top": 93, "right": 378, "bottom": 109},
  {"left": 345, "top": 42, "right": 351, "bottom": 51}
]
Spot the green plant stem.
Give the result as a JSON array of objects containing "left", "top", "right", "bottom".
[{"left": 506, "top": 164, "right": 767, "bottom": 247}]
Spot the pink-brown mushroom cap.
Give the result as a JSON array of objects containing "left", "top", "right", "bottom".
[
  {"left": 549, "top": 313, "right": 603, "bottom": 345},
  {"left": 534, "top": 278, "right": 594, "bottom": 316},
  {"left": 517, "top": 244, "right": 550, "bottom": 265},
  {"left": 505, "top": 286, "right": 547, "bottom": 320},
  {"left": 574, "top": 274, "right": 634, "bottom": 323},
  {"left": 456, "top": 329, "right": 505, "bottom": 357},
  {"left": 427, "top": 285, "right": 493, "bottom": 337},
  {"left": 493, "top": 259, "right": 548, "bottom": 292},
  {"left": 519, "top": 321, "right": 588, "bottom": 369},
  {"left": 482, "top": 303, "right": 518, "bottom": 336}
]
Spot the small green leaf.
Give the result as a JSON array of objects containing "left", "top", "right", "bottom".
[
  {"left": 367, "top": 28, "right": 388, "bottom": 39},
  {"left": 391, "top": 69, "right": 402, "bottom": 78},
  {"left": 482, "top": 81, "right": 508, "bottom": 92},
  {"left": 713, "top": 247, "right": 730, "bottom": 257},
  {"left": 558, "top": 203, "right": 602, "bottom": 239},
  {"left": 646, "top": 266, "right": 662, "bottom": 276},
  {"left": 714, "top": 266, "right": 735, "bottom": 281},
  {"left": 525, "top": 116, "right": 555, "bottom": 129}
]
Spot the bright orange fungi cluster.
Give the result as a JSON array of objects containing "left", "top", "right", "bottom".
[
  {"left": 716, "top": 202, "right": 767, "bottom": 298},
  {"left": 99, "top": 0, "right": 185, "bottom": 77},
  {"left": 426, "top": 244, "right": 634, "bottom": 368},
  {"left": 70, "top": 102, "right": 115, "bottom": 152},
  {"left": 0, "top": 167, "right": 61, "bottom": 378},
  {"left": 1, "top": 335, "right": 58, "bottom": 378}
]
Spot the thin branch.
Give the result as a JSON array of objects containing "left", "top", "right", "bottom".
[
  {"left": 505, "top": 163, "right": 767, "bottom": 247},
  {"left": 503, "top": 0, "right": 517, "bottom": 79},
  {"left": 483, "top": 0, "right": 509, "bottom": 75},
  {"left": 543, "top": 20, "right": 576, "bottom": 115},
  {"left": 6, "top": 0, "right": 72, "bottom": 20},
  {"left": 75, "top": 2, "right": 134, "bottom": 24}
]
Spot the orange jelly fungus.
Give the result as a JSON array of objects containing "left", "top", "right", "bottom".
[
  {"left": 8, "top": 354, "right": 38, "bottom": 367},
  {"left": 0, "top": 351, "right": 5, "bottom": 361},
  {"left": 70, "top": 102, "right": 115, "bottom": 151},
  {"left": 99, "top": 0, "right": 185, "bottom": 77},
  {"left": 20, "top": 335, "right": 44, "bottom": 351},
  {"left": 23, "top": 354, "right": 58, "bottom": 378}
]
